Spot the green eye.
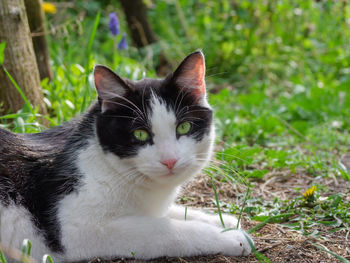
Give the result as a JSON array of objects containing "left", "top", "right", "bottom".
[
  {"left": 177, "top": 122, "right": 191, "bottom": 135},
  {"left": 134, "top": 129, "right": 149, "bottom": 141}
]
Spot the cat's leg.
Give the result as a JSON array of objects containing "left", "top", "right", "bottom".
[
  {"left": 167, "top": 205, "right": 239, "bottom": 229},
  {"left": 0, "top": 205, "right": 56, "bottom": 262},
  {"left": 61, "top": 216, "right": 251, "bottom": 261}
]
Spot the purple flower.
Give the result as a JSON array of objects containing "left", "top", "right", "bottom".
[
  {"left": 108, "top": 12, "right": 120, "bottom": 36},
  {"left": 118, "top": 33, "right": 128, "bottom": 50}
]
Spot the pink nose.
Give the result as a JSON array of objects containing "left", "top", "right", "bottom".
[{"left": 161, "top": 159, "right": 178, "bottom": 170}]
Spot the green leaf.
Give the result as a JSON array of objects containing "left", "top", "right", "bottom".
[
  {"left": 0, "top": 250, "right": 7, "bottom": 263},
  {"left": 248, "top": 213, "right": 294, "bottom": 234},
  {"left": 0, "top": 42, "right": 6, "bottom": 65},
  {"left": 251, "top": 215, "right": 270, "bottom": 222}
]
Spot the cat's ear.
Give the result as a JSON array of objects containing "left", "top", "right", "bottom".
[
  {"left": 172, "top": 51, "right": 206, "bottom": 96},
  {"left": 94, "top": 65, "right": 129, "bottom": 113}
]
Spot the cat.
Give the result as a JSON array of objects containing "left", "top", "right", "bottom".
[{"left": 0, "top": 51, "right": 252, "bottom": 262}]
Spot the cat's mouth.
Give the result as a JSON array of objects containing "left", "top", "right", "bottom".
[{"left": 165, "top": 171, "right": 175, "bottom": 176}]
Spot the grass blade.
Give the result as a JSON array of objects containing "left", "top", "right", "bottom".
[
  {"left": 81, "top": 10, "right": 101, "bottom": 112},
  {"left": 237, "top": 186, "right": 250, "bottom": 229},
  {"left": 20, "top": 239, "right": 32, "bottom": 263},
  {"left": 22, "top": 239, "right": 32, "bottom": 257},
  {"left": 338, "top": 161, "right": 350, "bottom": 181},
  {"left": 210, "top": 178, "right": 225, "bottom": 228},
  {"left": 248, "top": 213, "right": 293, "bottom": 234},
  {"left": 243, "top": 231, "right": 272, "bottom": 263},
  {"left": 0, "top": 250, "right": 7, "bottom": 263},
  {"left": 308, "top": 242, "right": 350, "bottom": 263},
  {"left": 3, "top": 68, "right": 36, "bottom": 117},
  {"left": 0, "top": 42, "right": 6, "bottom": 65},
  {"left": 42, "top": 254, "right": 54, "bottom": 263},
  {"left": 0, "top": 113, "right": 29, "bottom": 119}
]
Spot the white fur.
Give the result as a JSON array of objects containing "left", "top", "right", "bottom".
[
  {"left": 0, "top": 97, "right": 252, "bottom": 262},
  {"left": 0, "top": 205, "right": 58, "bottom": 261}
]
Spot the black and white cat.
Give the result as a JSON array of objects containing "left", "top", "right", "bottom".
[{"left": 0, "top": 51, "right": 252, "bottom": 262}]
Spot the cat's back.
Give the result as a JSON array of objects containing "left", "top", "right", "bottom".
[
  {"left": 0, "top": 123, "right": 73, "bottom": 160},
  {"left": 0, "top": 124, "right": 75, "bottom": 184},
  {"left": 0, "top": 123, "right": 79, "bottom": 210},
  {"left": 0, "top": 128, "right": 35, "bottom": 179},
  {"left": 0, "top": 127, "right": 24, "bottom": 153}
]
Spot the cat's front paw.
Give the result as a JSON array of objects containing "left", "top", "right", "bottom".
[{"left": 222, "top": 229, "right": 253, "bottom": 256}]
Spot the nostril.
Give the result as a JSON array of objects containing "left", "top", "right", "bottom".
[{"left": 161, "top": 159, "right": 178, "bottom": 170}]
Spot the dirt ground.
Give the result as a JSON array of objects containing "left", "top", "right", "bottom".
[{"left": 93, "top": 166, "right": 350, "bottom": 263}]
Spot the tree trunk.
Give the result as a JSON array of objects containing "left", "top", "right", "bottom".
[
  {"left": 119, "top": 0, "right": 157, "bottom": 47},
  {"left": 119, "top": 0, "right": 172, "bottom": 76},
  {"left": 24, "top": 0, "right": 52, "bottom": 81},
  {"left": 0, "top": 0, "right": 47, "bottom": 115}
]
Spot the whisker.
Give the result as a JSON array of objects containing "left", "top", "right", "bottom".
[
  {"left": 197, "top": 152, "right": 250, "bottom": 163},
  {"left": 195, "top": 158, "right": 243, "bottom": 178},
  {"left": 102, "top": 114, "right": 137, "bottom": 120},
  {"left": 183, "top": 109, "right": 211, "bottom": 114},
  {"left": 175, "top": 90, "right": 192, "bottom": 116},
  {"left": 181, "top": 116, "right": 206, "bottom": 122},
  {"left": 103, "top": 99, "right": 145, "bottom": 121},
  {"left": 174, "top": 89, "right": 184, "bottom": 115},
  {"left": 141, "top": 86, "right": 147, "bottom": 121},
  {"left": 103, "top": 92, "right": 145, "bottom": 118},
  {"left": 104, "top": 94, "right": 147, "bottom": 123}
]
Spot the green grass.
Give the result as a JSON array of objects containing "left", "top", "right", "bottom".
[
  {"left": 308, "top": 242, "right": 350, "bottom": 263},
  {"left": 1, "top": 0, "right": 350, "bottom": 262}
]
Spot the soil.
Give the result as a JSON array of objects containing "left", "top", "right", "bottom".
[{"left": 94, "top": 158, "right": 350, "bottom": 263}]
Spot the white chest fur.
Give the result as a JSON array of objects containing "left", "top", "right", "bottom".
[{"left": 58, "top": 139, "right": 179, "bottom": 227}]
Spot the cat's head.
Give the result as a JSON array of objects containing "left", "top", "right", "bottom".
[{"left": 93, "top": 51, "right": 214, "bottom": 186}]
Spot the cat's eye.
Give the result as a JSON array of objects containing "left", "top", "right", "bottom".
[
  {"left": 134, "top": 129, "right": 149, "bottom": 141},
  {"left": 177, "top": 122, "right": 191, "bottom": 135}
]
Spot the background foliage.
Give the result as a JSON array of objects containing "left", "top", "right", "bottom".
[{"left": 0, "top": 0, "right": 349, "bottom": 261}]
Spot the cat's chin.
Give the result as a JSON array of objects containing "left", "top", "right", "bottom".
[{"left": 149, "top": 175, "right": 191, "bottom": 187}]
